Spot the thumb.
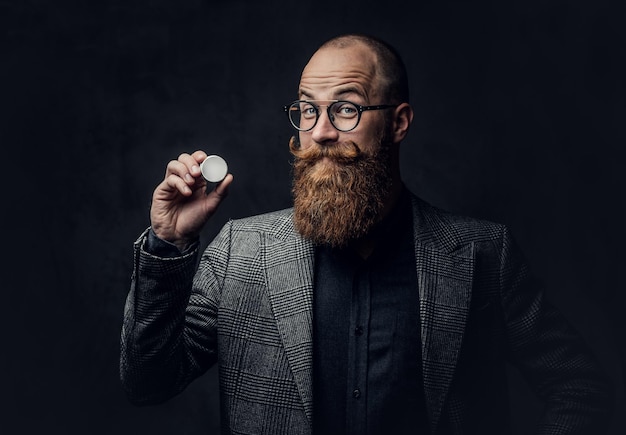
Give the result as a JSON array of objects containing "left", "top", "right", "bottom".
[{"left": 204, "top": 173, "right": 234, "bottom": 212}]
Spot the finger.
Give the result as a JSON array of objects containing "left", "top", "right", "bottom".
[
  {"left": 166, "top": 159, "right": 199, "bottom": 186},
  {"left": 214, "top": 173, "right": 234, "bottom": 197},
  {"left": 191, "top": 150, "right": 208, "bottom": 165},
  {"left": 163, "top": 173, "right": 194, "bottom": 196},
  {"left": 188, "top": 150, "right": 207, "bottom": 178},
  {"left": 204, "top": 174, "right": 233, "bottom": 210},
  {"left": 177, "top": 152, "right": 204, "bottom": 178}
]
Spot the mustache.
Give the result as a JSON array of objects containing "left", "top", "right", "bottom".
[{"left": 289, "top": 136, "right": 362, "bottom": 163}]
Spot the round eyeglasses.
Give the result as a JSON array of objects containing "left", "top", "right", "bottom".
[{"left": 284, "top": 100, "right": 397, "bottom": 132}]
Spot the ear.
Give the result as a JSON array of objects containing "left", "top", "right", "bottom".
[{"left": 391, "top": 103, "right": 414, "bottom": 143}]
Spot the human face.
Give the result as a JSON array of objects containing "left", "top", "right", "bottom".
[
  {"left": 297, "top": 43, "right": 389, "bottom": 155},
  {"left": 290, "top": 43, "right": 398, "bottom": 248}
]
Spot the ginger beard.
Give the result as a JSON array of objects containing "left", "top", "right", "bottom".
[{"left": 290, "top": 135, "right": 393, "bottom": 248}]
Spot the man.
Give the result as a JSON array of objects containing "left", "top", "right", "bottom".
[{"left": 120, "top": 34, "right": 613, "bottom": 434}]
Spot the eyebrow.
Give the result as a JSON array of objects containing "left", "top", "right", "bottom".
[
  {"left": 298, "top": 89, "right": 314, "bottom": 99},
  {"left": 335, "top": 86, "right": 365, "bottom": 99}
]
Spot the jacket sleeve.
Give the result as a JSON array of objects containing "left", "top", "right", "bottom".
[
  {"left": 498, "top": 227, "right": 614, "bottom": 434},
  {"left": 119, "top": 223, "right": 232, "bottom": 405}
]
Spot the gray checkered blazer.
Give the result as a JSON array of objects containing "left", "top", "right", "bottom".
[{"left": 120, "top": 194, "right": 612, "bottom": 435}]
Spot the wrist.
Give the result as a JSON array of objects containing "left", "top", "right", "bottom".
[{"left": 148, "top": 228, "right": 198, "bottom": 255}]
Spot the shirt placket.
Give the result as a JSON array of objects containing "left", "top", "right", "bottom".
[{"left": 346, "top": 264, "right": 371, "bottom": 434}]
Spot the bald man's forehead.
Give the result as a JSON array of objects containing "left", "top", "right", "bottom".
[{"left": 298, "top": 44, "right": 383, "bottom": 102}]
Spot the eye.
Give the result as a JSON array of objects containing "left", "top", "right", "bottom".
[
  {"left": 334, "top": 102, "right": 358, "bottom": 118},
  {"left": 300, "top": 103, "right": 317, "bottom": 119}
]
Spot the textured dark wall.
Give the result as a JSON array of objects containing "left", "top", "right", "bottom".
[{"left": 3, "top": 0, "right": 625, "bottom": 434}]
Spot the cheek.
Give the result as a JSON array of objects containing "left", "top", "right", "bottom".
[
  {"left": 353, "top": 134, "right": 380, "bottom": 156},
  {"left": 297, "top": 132, "right": 313, "bottom": 149},
  {"left": 353, "top": 121, "right": 387, "bottom": 154}
]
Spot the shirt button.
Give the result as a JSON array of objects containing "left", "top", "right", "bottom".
[
  {"left": 354, "top": 326, "right": 363, "bottom": 336},
  {"left": 352, "top": 389, "right": 361, "bottom": 399}
]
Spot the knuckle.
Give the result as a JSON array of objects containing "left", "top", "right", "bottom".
[{"left": 166, "top": 159, "right": 179, "bottom": 171}]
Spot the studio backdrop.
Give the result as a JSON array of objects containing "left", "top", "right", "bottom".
[{"left": 3, "top": 1, "right": 624, "bottom": 434}]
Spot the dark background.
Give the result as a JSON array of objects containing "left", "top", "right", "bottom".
[{"left": 2, "top": 0, "right": 625, "bottom": 434}]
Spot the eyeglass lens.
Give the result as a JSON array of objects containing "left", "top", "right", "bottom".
[{"left": 288, "top": 101, "right": 360, "bottom": 132}]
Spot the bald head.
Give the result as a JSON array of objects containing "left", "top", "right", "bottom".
[{"left": 314, "top": 34, "right": 410, "bottom": 104}]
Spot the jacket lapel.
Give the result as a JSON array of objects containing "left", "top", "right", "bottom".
[
  {"left": 412, "top": 197, "right": 475, "bottom": 434},
  {"left": 262, "top": 221, "right": 316, "bottom": 427}
]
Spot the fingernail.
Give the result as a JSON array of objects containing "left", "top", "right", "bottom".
[
  {"left": 185, "top": 173, "right": 194, "bottom": 183},
  {"left": 192, "top": 165, "right": 200, "bottom": 174}
]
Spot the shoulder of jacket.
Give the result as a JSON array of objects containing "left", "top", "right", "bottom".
[
  {"left": 410, "top": 194, "right": 509, "bottom": 251},
  {"left": 228, "top": 208, "right": 296, "bottom": 240}
]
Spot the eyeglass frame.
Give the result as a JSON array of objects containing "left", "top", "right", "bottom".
[{"left": 283, "top": 100, "right": 398, "bottom": 132}]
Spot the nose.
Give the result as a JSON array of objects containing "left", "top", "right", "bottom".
[{"left": 310, "top": 107, "right": 340, "bottom": 144}]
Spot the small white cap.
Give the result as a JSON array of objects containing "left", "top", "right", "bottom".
[{"left": 200, "top": 155, "right": 228, "bottom": 183}]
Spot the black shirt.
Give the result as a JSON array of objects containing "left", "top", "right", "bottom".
[{"left": 313, "top": 189, "right": 429, "bottom": 434}]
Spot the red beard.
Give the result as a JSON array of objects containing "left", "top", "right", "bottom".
[{"left": 290, "top": 137, "right": 392, "bottom": 248}]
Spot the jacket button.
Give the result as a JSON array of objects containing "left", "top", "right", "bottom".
[{"left": 352, "top": 389, "right": 361, "bottom": 399}]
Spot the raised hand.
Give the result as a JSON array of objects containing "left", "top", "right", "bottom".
[{"left": 150, "top": 150, "right": 233, "bottom": 251}]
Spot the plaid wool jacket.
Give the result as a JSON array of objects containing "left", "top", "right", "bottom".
[{"left": 120, "top": 194, "right": 613, "bottom": 435}]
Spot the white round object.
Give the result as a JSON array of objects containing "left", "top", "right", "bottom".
[{"left": 200, "top": 155, "right": 228, "bottom": 182}]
